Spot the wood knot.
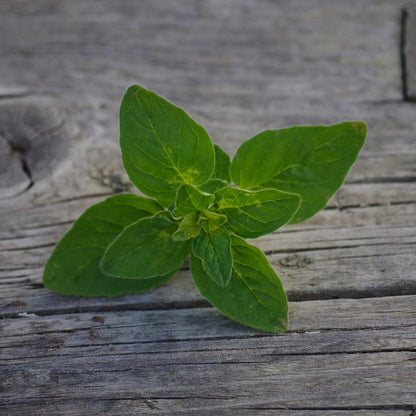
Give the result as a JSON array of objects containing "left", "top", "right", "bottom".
[
  {"left": 0, "top": 97, "right": 73, "bottom": 199},
  {"left": 46, "top": 338, "right": 64, "bottom": 349},
  {"left": 279, "top": 254, "right": 314, "bottom": 268}
]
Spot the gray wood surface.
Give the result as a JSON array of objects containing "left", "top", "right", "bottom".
[{"left": 0, "top": 0, "right": 415, "bottom": 415}]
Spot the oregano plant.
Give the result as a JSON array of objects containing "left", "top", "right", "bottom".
[{"left": 43, "top": 85, "right": 366, "bottom": 333}]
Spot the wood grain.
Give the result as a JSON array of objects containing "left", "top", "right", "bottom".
[{"left": 0, "top": 0, "right": 415, "bottom": 414}]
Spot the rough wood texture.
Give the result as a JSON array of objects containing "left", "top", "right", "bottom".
[{"left": 0, "top": 0, "right": 415, "bottom": 415}]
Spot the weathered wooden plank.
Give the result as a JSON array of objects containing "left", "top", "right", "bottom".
[
  {"left": 2, "top": 298, "right": 415, "bottom": 356},
  {"left": 1, "top": 356, "right": 414, "bottom": 413},
  {"left": 1, "top": 201, "right": 414, "bottom": 280},
  {"left": 1, "top": 181, "right": 415, "bottom": 235},
  {"left": 2, "top": 321, "right": 415, "bottom": 361},
  {"left": 2, "top": 350, "right": 413, "bottom": 405},
  {"left": 4, "top": 293, "right": 414, "bottom": 331},
  {"left": 0, "top": 403, "right": 412, "bottom": 416},
  {"left": 1, "top": 222, "right": 415, "bottom": 316},
  {"left": 1, "top": 297, "right": 415, "bottom": 414},
  {"left": 2, "top": 209, "right": 415, "bottom": 271}
]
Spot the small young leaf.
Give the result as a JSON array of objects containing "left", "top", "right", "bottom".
[
  {"left": 231, "top": 121, "right": 366, "bottom": 223},
  {"left": 43, "top": 194, "right": 173, "bottom": 296},
  {"left": 198, "top": 210, "right": 227, "bottom": 233},
  {"left": 213, "top": 144, "right": 231, "bottom": 182},
  {"left": 120, "top": 85, "right": 215, "bottom": 205},
  {"left": 192, "top": 235, "right": 288, "bottom": 332},
  {"left": 172, "top": 211, "right": 202, "bottom": 241},
  {"left": 215, "top": 186, "right": 300, "bottom": 238},
  {"left": 174, "top": 184, "right": 215, "bottom": 217},
  {"left": 101, "top": 212, "right": 191, "bottom": 279},
  {"left": 192, "top": 227, "right": 232, "bottom": 287}
]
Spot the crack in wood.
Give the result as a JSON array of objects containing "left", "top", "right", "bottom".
[
  {"left": 401, "top": 8, "right": 409, "bottom": 100},
  {"left": 2, "top": 345, "right": 413, "bottom": 363},
  {"left": 264, "top": 241, "right": 416, "bottom": 256},
  {"left": 347, "top": 176, "right": 416, "bottom": 184},
  {"left": 19, "top": 220, "right": 75, "bottom": 231},
  {"left": 14, "top": 150, "right": 34, "bottom": 194},
  {"left": 401, "top": 7, "right": 416, "bottom": 101},
  {"left": 245, "top": 405, "right": 416, "bottom": 411},
  {"left": 326, "top": 199, "right": 416, "bottom": 211},
  {"left": 2, "top": 319, "right": 414, "bottom": 342},
  {"left": 1, "top": 293, "right": 416, "bottom": 321},
  {"left": 0, "top": 242, "right": 56, "bottom": 252},
  {"left": 0, "top": 300, "right": 210, "bottom": 319},
  {"left": 286, "top": 286, "right": 416, "bottom": 302}
]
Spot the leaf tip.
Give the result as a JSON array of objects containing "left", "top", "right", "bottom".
[
  {"left": 125, "top": 84, "right": 141, "bottom": 94},
  {"left": 351, "top": 120, "right": 367, "bottom": 140}
]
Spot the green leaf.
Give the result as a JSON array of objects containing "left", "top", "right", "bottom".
[
  {"left": 172, "top": 211, "right": 202, "bottom": 241},
  {"left": 101, "top": 212, "right": 191, "bottom": 279},
  {"left": 174, "top": 184, "right": 215, "bottom": 217},
  {"left": 215, "top": 186, "right": 300, "bottom": 238},
  {"left": 120, "top": 85, "right": 215, "bottom": 205},
  {"left": 231, "top": 121, "right": 366, "bottom": 223},
  {"left": 213, "top": 144, "right": 231, "bottom": 182},
  {"left": 43, "top": 194, "right": 174, "bottom": 296},
  {"left": 192, "top": 227, "right": 232, "bottom": 287},
  {"left": 192, "top": 235, "right": 288, "bottom": 333},
  {"left": 198, "top": 210, "right": 227, "bottom": 233}
]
